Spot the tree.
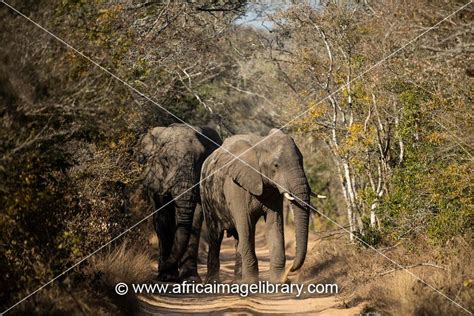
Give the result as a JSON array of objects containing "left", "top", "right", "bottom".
[{"left": 266, "top": 0, "right": 472, "bottom": 243}]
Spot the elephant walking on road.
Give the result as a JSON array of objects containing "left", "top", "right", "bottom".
[
  {"left": 140, "top": 123, "right": 222, "bottom": 282},
  {"left": 199, "top": 129, "right": 312, "bottom": 283}
]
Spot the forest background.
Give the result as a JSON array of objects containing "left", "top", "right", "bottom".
[{"left": 1, "top": 0, "right": 472, "bottom": 314}]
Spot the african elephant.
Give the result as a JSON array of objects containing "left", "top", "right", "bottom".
[
  {"left": 199, "top": 129, "right": 311, "bottom": 283},
  {"left": 140, "top": 123, "right": 222, "bottom": 281}
]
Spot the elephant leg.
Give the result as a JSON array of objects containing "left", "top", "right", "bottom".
[
  {"left": 234, "top": 236, "right": 242, "bottom": 281},
  {"left": 154, "top": 195, "right": 179, "bottom": 281},
  {"left": 235, "top": 216, "right": 259, "bottom": 283},
  {"left": 160, "top": 199, "right": 195, "bottom": 276},
  {"left": 206, "top": 228, "right": 223, "bottom": 283},
  {"left": 179, "top": 203, "right": 203, "bottom": 283},
  {"left": 265, "top": 210, "right": 286, "bottom": 283}
]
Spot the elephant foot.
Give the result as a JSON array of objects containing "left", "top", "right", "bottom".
[
  {"left": 158, "top": 259, "right": 179, "bottom": 281},
  {"left": 240, "top": 276, "right": 258, "bottom": 284},
  {"left": 269, "top": 276, "right": 288, "bottom": 284},
  {"left": 205, "top": 275, "right": 221, "bottom": 284},
  {"left": 157, "top": 270, "right": 179, "bottom": 282},
  {"left": 269, "top": 271, "right": 287, "bottom": 284},
  {"left": 181, "top": 274, "right": 202, "bottom": 283},
  {"left": 179, "top": 270, "right": 202, "bottom": 283},
  {"left": 233, "top": 279, "right": 249, "bottom": 285}
]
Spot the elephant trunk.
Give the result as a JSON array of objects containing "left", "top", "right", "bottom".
[
  {"left": 287, "top": 173, "right": 310, "bottom": 272},
  {"left": 169, "top": 205, "right": 194, "bottom": 262},
  {"left": 165, "top": 174, "right": 198, "bottom": 268}
]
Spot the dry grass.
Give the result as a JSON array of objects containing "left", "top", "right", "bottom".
[
  {"left": 297, "top": 236, "right": 473, "bottom": 315},
  {"left": 88, "top": 241, "right": 155, "bottom": 287},
  {"left": 370, "top": 251, "right": 473, "bottom": 316},
  {"left": 85, "top": 241, "right": 156, "bottom": 315},
  {"left": 12, "top": 242, "right": 155, "bottom": 315}
]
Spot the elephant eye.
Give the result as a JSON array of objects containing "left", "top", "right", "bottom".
[{"left": 273, "top": 163, "right": 279, "bottom": 168}]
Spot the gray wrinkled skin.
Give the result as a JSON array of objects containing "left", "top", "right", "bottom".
[
  {"left": 199, "top": 129, "right": 311, "bottom": 284},
  {"left": 140, "top": 123, "right": 222, "bottom": 282}
]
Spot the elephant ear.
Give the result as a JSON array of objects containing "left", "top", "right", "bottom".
[{"left": 225, "top": 140, "right": 263, "bottom": 196}]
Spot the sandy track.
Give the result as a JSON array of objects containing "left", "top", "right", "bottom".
[{"left": 138, "top": 222, "right": 365, "bottom": 315}]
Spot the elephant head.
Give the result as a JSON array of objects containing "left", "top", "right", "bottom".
[{"left": 225, "top": 129, "right": 311, "bottom": 272}]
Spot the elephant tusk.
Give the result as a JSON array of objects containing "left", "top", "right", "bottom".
[
  {"left": 284, "top": 192, "right": 295, "bottom": 200},
  {"left": 310, "top": 192, "right": 327, "bottom": 199}
]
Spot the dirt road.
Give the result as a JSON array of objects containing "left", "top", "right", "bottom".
[{"left": 138, "top": 222, "right": 365, "bottom": 315}]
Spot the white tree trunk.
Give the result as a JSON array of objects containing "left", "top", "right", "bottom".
[{"left": 333, "top": 155, "right": 359, "bottom": 242}]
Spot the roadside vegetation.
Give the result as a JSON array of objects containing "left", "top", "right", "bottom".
[{"left": 1, "top": 0, "right": 472, "bottom": 314}]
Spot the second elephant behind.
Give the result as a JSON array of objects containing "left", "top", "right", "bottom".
[
  {"left": 140, "top": 123, "right": 222, "bottom": 281},
  {"left": 199, "top": 129, "right": 312, "bottom": 283}
]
